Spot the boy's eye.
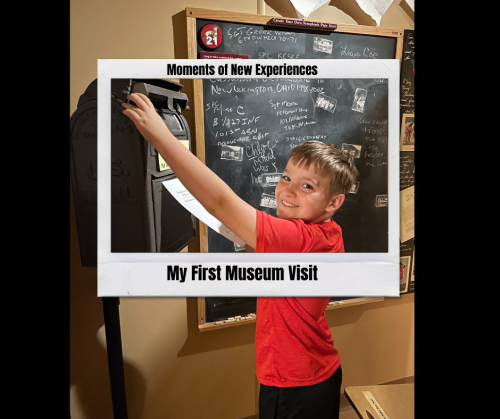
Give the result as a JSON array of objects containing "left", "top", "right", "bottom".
[
  {"left": 303, "top": 183, "right": 313, "bottom": 189},
  {"left": 282, "top": 176, "right": 290, "bottom": 181}
]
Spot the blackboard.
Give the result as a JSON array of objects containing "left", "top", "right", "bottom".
[
  {"left": 196, "top": 16, "right": 397, "bottom": 253},
  {"left": 197, "top": 20, "right": 397, "bottom": 61},
  {"left": 204, "top": 296, "right": 368, "bottom": 324},
  {"left": 186, "top": 8, "right": 402, "bottom": 330},
  {"left": 202, "top": 77, "right": 390, "bottom": 253},
  {"left": 399, "top": 29, "right": 415, "bottom": 294}
]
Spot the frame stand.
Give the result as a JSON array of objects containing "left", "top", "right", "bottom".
[{"left": 102, "top": 297, "right": 129, "bottom": 419}]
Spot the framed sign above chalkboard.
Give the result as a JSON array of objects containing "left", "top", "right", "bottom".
[{"left": 185, "top": 8, "right": 403, "bottom": 331}]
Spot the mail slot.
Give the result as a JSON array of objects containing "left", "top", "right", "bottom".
[{"left": 70, "top": 78, "right": 196, "bottom": 267}]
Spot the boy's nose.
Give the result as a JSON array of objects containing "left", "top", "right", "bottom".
[{"left": 283, "top": 183, "right": 297, "bottom": 197}]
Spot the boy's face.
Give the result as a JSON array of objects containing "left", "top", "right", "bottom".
[{"left": 275, "top": 161, "right": 344, "bottom": 223}]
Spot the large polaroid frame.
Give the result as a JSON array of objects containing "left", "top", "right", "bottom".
[{"left": 97, "top": 59, "right": 400, "bottom": 297}]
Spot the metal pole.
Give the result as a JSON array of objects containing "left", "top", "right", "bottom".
[{"left": 102, "top": 297, "right": 129, "bottom": 419}]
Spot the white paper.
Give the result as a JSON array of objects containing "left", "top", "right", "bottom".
[
  {"left": 290, "top": 0, "right": 330, "bottom": 18},
  {"left": 162, "top": 177, "right": 246, "bottom": 247},
  {"left": 400, "top": 185, "right": 414, "bottom": 243},
  {"left": 362, "top": 390, "right": 391, "bottom": 419},
  {"left": 354, "top": 0, "right": 395, "bottom": 25}
]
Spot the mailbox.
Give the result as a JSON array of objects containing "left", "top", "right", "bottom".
[{"left": 70, "top": 78, "right": 197, "bottom": 267}]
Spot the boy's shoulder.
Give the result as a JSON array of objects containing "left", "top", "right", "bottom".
[
  {"left": 255, "top": 209, "right": 344, "bottom": 253},
  {"left": 256, "top": 209, "right": 341, "bottom": 229}
]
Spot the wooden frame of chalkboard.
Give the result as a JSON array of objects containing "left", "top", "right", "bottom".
[{"left": 186, "top": 7, "right": 401, "bottom": 331}]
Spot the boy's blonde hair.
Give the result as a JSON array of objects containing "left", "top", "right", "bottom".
[{"left": 288, "top": 141, "right": 359, "bottom": 196}]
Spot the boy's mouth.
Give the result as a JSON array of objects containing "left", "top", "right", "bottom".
[{"left": 281, "top": 199, "right": 299, "bottom": 208}]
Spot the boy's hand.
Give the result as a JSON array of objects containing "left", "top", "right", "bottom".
[
  {"left": 122, "top": 92, "right": 257, "bottom": 248},
  {"left": 122, "top": 93, "right": 169, "bottom": 148}
]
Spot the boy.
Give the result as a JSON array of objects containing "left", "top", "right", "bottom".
[{"left": 122, "top": 92, "right": 359, "bottom": 419}]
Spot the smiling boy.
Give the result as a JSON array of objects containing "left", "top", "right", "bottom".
[
  {"left": 253, "top": 141, "right": 357, "bottom": 255},
  {"left": 122, "top": 92, "right": 359, "bottom": 419}
]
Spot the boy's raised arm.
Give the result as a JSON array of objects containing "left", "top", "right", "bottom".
[{"left": 122, "top": 93, "right": 257, "bottom": 249}]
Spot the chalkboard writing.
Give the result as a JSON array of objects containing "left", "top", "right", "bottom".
[
  {"left": 400, "top": 30, "right": 415, "bottom": 115},
  {"left": 197, "top": 19, "right": 395, "bottom": 253},
  {"left": 400, "top": 152, "right": 415, "bottom": 191},
  {"left": 199, "top": 20, "right": 396, "bottom": 60},
  {"left": 203, "top": 77, "right": 389, "bottom": 252},
  {"left": 399, "top": 30, "right": 415, "bottom": 295}
]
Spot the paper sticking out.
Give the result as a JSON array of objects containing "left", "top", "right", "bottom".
[
  {"left": 161, "top": 177, "right": 246, "bottom": 247},
  {"left": 400, "top": 185, "right": 414, "bottom": 243},
  {"left": 354, "top": 0, "right": 395, "bottom": 25},
  {"left": 290, "top": 0, "right": 330, "bottom": 18}
]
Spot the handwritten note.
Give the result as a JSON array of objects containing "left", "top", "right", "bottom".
[
  {"left": 362, "top": 390, "right": 391, "bottom": 419},
  {"left": 158, "top": 153, "right": 169, "bottom": 171},
  {"left": 158, "top": 140, "right": 190, "bottom": 171},
  {"left": 161, "top": 177, "right": 246, "bottom": 247},
  {"left": 360, "top": 115, "right": 388, "bottom": 170},
  {"left": 400, "top": 31, "right": 415, "bottom": 114},
  {"left": 400, "top": 185, "right": 414, "bottom": 243},
  {"left": 400, "top": 152, "right": 414, "bottom": 191}
]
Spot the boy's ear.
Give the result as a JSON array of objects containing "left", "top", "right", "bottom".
[{"left": 326, "top": 194, "right": 345, "bottom": 213}]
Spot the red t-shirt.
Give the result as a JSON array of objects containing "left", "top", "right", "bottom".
[
  {"left": 255, "top": 210, "right": 343, "bottom": 387},
  {"left": 256, "top": 209, "right": 345, "bottom": 253}
]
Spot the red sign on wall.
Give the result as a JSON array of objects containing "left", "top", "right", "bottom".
[{"left": 200, "top": 24, "right": 222, "bottom": 49}]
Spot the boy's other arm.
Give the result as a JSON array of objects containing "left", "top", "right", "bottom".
[{"left": 122, "top": 93, "right": 257, "bottom": 249}]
